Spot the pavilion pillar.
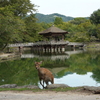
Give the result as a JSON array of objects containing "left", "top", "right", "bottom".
[
  {"left": 57, "top": 46, "right": 61, "bottom": 52},
  {"left": 61, "top": 45, "right": 65, "bottom": 52},
  {"left": 51, "top": 46, "right": 54, "bottom": 52},
  {"left": 54, "top": 46, "right": 57, "bottom": 52}
]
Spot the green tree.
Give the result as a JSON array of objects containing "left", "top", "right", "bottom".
[
  {"left": 0, "top": 0, "right": 36, "bottom": 17},
  {"left": 70, "top": 17, "right": 88, "bottom": 25},
  {"left": 0, "top": 0, "right": 40, "bottom": 50},
  {"left": 23, "top": 15, "right": 43, "bottom": 42},
  {"left": 96, "top": 24, "right": 100, "bottom": 39},
  {"left": 72, "top": 32, "right": 89, "bottom": 42},
  {"left": 0, "top": 6, "right": 25, "bottom": 50},
  {"left": 54, "top": 17, "right": 63, "bottom": 25},
  {"left": 90, "top": 9, "right": 100, "bottom": 25}
]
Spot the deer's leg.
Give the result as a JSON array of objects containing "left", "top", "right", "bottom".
[
  {"left": 46, "top": 81, "right": 49, "bottom": 87},
  {"left": 40, "top": 79, "right": 45, "bottom": 89},
  {"left": 43, "top": 80, "right": 44, "bottom": 86},
  {"left": 43, "top": 80, "right": 45, "bottom": 86},
  {"left": 51, "top": 78, "right": 54, "bottom": 84},
  {"left": 39, "top": 79, "right": 43, "bottom": 88}
]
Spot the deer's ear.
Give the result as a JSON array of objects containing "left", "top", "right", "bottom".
[{"left": 35, "top": 62, "right": 37, "bottom": 64}]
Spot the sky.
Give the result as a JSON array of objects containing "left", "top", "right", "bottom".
[{"left": 30, "top": 0, "right": 100, "bottom": 17}]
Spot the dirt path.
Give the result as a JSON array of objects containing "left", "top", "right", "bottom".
[{"left": 0, "top": 91, "right": 100, "bottom": 100}]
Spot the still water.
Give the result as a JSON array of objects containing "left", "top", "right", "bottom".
[{"left": 0, "top": 49, "right": 100, "bottom": 87}]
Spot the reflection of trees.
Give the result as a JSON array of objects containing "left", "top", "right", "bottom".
[
  {"left": 0, "top": 58, "right": 39, "bottom": 86},
  {"left": 52, "top": 51, "right": 100, "bottom": 78},
  {"left": 92, "top": 68, "right": 100, "bottom": 83},
  {"left": 0, "top": 50, "right": 100, "bottom": 85},
  {"left": 55, "top": 70, "right": 73, "bottom": 78},
  {"left": 42, "top": 59, "right": 69, "bottom": 68},
  {"left": 66, "top": 51, "right": 100, "bottom": 74}
]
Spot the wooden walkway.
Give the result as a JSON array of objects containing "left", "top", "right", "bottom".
[
  {"left": 68, "top": 42, "right": 85, "bottom": 46},
  {"left": 8, "top": 41, "right": 85, "bottom": 47},
  {"left": 8, "top": 43, "right": 34, "bottom": 47}
]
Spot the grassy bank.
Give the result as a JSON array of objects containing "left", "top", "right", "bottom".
[{"left": 0, "top": 87, "right": 79, "bottom": 92}]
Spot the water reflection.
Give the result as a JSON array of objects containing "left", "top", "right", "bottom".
[
  {"left": 21, "top": 49, "right": 84, "bottom": 60},
  {"left": 54, "top": 72, "right": 100, "bottom": 87},
  {"left": 0, "top": 49, "right": 100, "bottom": 87}
]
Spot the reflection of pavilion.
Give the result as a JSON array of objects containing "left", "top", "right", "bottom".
[
  {"left": 65, "top": 50, "right": 84, "bottom": 55},
  {"left": 21, "top": 50, "right": 84, "bottom": 60},
  {"left": 21, "top": 53, "right": 69, "bottom": 60}
]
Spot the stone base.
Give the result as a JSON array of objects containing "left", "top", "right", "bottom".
[
  {"left": 0, "top": 84, "right": 39, "bottom": 89},
  {"left": 46, "top": 84, "right": 70, "bottom": 89},
  {"left": 83, "top": 86, "right": 100, "bottom": 94}
]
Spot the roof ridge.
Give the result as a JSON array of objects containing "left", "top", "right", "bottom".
[{"left": 39, "top": 26, "right": 68, "bottom": 34}]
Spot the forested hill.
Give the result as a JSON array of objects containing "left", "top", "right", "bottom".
[{"left": 35, "top": 13, "right": 74, "bottom": 23}]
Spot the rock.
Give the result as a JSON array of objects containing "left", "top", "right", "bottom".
[
  {"left": 46, "top": 84, "right": 70, "bottom": 89},
  {"left": 0, "top": 84, "right": 17, "bottom": 88},
  {"left": 16, "top": 85, "right": 39, "bottom": 89},
  {"left": 26, "top": 85, "right": 39, "bottom": 89},
  {"left": 0, "top": 84, "right": 39, "bottom": 89},
  {"left": 83, "top": 86, "right": 100, "bottom": 94}
]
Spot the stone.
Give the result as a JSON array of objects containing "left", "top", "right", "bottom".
[
  {"left": 16, "top": 85, "right": 39, "bottom": 89},
  {"left": 46, "top": 84, "right": 70, "bottom": 89},
  {"left": 26, "top": 85, "right": 39, "bottom": 89},
  {"left": 0, "top": 84, "right": 39, "bottom": 89},
  {"left": 0, "top": 84, "right": 17, "bottom": 88},
  {"left": 83, "top": 86, "right": 100, "bottom": 94}
]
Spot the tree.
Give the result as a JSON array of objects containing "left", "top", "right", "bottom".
[
  {"left": 96, "top": 24, "right": 100, "bottom": 39},
  {"left": 0, "top": 0, "right": 40, "bottom": 50},
  {"left": 23, "top": 15, "right": 43, "bottom": 42},
  {"left": 0, "top": 6, "right": 26, "bottom": 50},
  {"left": 0, "top": 0, "right": 36, "bottom": 17},
  {"left": 70, "top": 17, "right": 88, "bottom": 25},
  {"left": 54, "top": 17, "right": 63, "bottom": 25},
  {"left": 90, "top": 9, "right": 100, "bottom": 25},
  {"left": 72, "top": 32, "right": 90, "bottom": 42}
]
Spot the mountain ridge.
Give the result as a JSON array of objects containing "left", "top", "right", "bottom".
[{"left": 35, "top": 13, "right": 74, "bottom": 23}]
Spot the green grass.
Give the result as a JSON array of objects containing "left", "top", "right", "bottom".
[
  {"left": 0, "top": 88, "right": 31, "bottom": 91},
  {"left": 0, "top": 87, "right": 80, "bottom": 92},
  {"left": 48, "top": 87, "right": 79, "bottom": 92}
]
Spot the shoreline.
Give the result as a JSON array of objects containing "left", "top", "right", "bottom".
[
  {"left": 0, "top": 84, "right": 100, "bottom": 94},
  {"left": 0, "top": 89, "right": 100, "bottom": 100},
  {"left": 0, "top": 85, "right": 100, "bottom": 100},
  {"left": 0, "top": 53, "right": 20, "bottom": 62}
]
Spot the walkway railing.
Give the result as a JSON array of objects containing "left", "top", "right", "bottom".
[
  {"left": 8, "top": 41, "right": 69, "bottom": 47},
  {"left": 8, "top": 41, "right": 85, "bottom": 47},
  {"left": 8, "top": 42, "right": 34, "bottom": 47},
  {"left": 68, "top": 42, "right": 84, "bottom": 45},
  {"left": 34, "top": 41, "right": 69, "bottom": 45}
]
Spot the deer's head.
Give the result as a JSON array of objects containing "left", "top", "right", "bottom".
[{"left": 35, "top": 61, "right": 42, "bottom": 69}]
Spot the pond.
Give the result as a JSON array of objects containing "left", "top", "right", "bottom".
[{"left": 0, "top": 48, "right": 100, "bottom": 88}]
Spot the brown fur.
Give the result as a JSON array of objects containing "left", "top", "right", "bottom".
[{"left": 35, "top": 61, "right": 54, "bottom": 88}]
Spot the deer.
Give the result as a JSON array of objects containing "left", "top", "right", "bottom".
[{"left": 35, "top": 61, "right": 54, "bottom": 88}]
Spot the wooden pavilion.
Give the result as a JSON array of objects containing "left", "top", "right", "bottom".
[
  {"left": 33, "top": 26, "right": 68, "bottom": 53},
  {"left": 39, "top": 25, "right": 68, "bottom": 42}
]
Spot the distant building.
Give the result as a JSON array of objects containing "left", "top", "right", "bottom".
[
  {"left": 32, "top": 26, "right": 69, "bottom": 53},
  {"left": 39, "top": 25, "right": 68, "bottom": 41}
]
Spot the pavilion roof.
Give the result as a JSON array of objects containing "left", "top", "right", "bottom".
[{"left": 39, "top": 26, "right": 68, "bottom": 35}]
